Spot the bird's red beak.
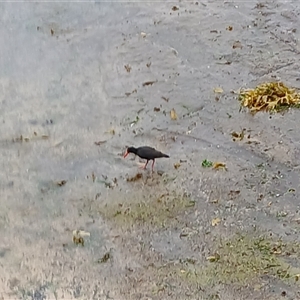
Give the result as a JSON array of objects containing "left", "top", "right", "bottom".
[{"left": 123, "top": 150, "right": 129, "bottom": 158}]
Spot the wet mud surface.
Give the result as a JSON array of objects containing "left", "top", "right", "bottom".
[{"left": 1, "top": 1, "right": 300, "bottom": 299}]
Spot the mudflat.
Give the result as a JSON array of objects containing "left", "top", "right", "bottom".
[{"left": 1, "top": 1, "right": 300, "bottom": 299}]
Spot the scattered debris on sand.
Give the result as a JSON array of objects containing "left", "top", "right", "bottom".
[
  {"left": 94, "top": 140, "right": 107, "bottom": 146},
  {"left": 72, "top": 230, "right": 90, "bottom": 246},
  {"left": 202, "top": 159, "right": 227, "bottom": 170},
  {"left": 56, "top": 180, "right": 67, "bottom": 187},
  {"left": 97, "top": 251, "right": 112, "bottom": 263},
  {"left": 126, "top": 173, "right": 143, "bottom": 182},
  {"left": 231, "top": 129, "right": 246, "bottom": 141},
  {"left": 170, "top": 108, "right": 178, "bottom": 120},
  {"left": 212, "top": 162, "right": 227, "bottom": 170}
]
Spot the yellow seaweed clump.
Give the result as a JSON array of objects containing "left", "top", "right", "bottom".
[{"left": 239, "top": 82, "right": 300, "bottom": 113}]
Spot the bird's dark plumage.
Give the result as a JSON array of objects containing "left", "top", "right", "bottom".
[{"left": 124, "top": 146, "right": 169, "bottom": 171}]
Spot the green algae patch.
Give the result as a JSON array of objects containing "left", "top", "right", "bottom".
[
  {"left": 100, "top": 191, "right": 195, "bottom": 228},
  {"left": 179, "top": 234, "right": 300, "bottom": 287}
]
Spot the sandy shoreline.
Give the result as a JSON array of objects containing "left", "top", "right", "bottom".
[{"left": 1, "top": 1, "right": 300, "bottom": 299}]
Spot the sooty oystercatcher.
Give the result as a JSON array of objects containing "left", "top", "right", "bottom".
[{"left": 123, "top": 146, "right": 170, "bottom": 171}]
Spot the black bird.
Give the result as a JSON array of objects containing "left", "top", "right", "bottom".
[{"left": 124, "top": 146, "right": 169, "bottom": 171}]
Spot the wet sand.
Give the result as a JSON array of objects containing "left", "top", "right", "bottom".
[{"left": 1, "top": 1, "right": 300, "bottom": 299}]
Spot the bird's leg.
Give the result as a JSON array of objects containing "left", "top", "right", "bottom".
[
  {"left": 139, "top": 160, "right": 149, "bottom": 169},
  {"left": 151, "top": 159, "right": 155, "bottom": 172}
]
